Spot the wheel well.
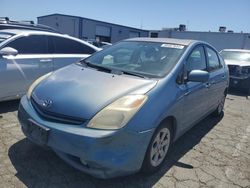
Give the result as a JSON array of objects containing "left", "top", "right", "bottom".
[
  {"left": 224, "top": 88, "right": 228, "bottom": 96},
  {"left": 160, "top": 116, "right": 177, "bottom": 141}
]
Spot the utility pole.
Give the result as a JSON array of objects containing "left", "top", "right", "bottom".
[{"left": 140, "top": 19, "right": 143, "bottom": 29}]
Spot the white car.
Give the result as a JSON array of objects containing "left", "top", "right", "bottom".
[
  {"left": 220, "top": 49, "right": 250, "bottom": 92},
  {"left": 0, "top": 29, "right": 100, "bottom": 102}
]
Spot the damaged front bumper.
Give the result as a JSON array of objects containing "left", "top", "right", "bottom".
[
  {"left": 229, "top": 75, "right": 250, "bottom": 89},
  {"left": 18, "top": 96, "right": 154, "bottom": 179}
]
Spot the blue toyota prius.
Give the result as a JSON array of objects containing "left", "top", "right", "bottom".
[{"left": 18, "top": 38, "right": 229, "bottom": 178}]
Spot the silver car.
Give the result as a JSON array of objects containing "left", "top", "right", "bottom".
[
  {"left": 220, "top": 49, "right": 250, "bottom": 92},
  {"left": 0, "top": 29, "right": 99, "bottom": 101}
]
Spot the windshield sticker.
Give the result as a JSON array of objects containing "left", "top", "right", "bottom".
[{"left": 161, "top": 44, "right": 184, "bottom": 49}]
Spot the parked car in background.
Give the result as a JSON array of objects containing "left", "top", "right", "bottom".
[
  {"left": 220, "top": 49, "right": 250, "bottom": 92},
  {"left": 0, "top": 29, "right": 99, "bottom": 102},
  {"left": 85, "top": 39, "right": 112, "bottom": 49},
  {"left": 18, "top": 38, "right": 229, "bottom": 178},
  {"left": 0, "top": 17, "right": 58, "bottom": 33}
]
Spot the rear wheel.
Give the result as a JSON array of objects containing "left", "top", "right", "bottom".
[{"left": 142, "top": 122, "right": 172, "bottom": 173}]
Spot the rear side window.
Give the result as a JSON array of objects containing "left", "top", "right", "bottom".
[
  {"left": 186, "top": 46, "right": 207, "bottom": 72},
  {"left": 6, "top": 35, "right": 48, "bottom": 54},
  {"left": 206, "top": 47, "right": 221, "bottom": 71},
  {"left": 50, "top": 36, "right": 96, "bottom": 54}
]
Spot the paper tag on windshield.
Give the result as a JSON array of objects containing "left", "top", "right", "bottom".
[{"left": 161, "top": 44, "right": 184, "bottom": 49}]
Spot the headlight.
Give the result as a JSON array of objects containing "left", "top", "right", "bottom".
[
  {"left": 27, "top": 72, "right": 52, "bottom": 100},
  {"left": 87, "top": 95, "right": 148, "bottom": 130}
]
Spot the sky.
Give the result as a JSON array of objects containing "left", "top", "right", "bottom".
[{"left": 1, "top": 0, "right": 250, "bottom": 33}]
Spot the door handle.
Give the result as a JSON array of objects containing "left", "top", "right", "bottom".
[
  {"left": 222, "top": 75, "right": 225, "bottom": 78},
  {"left": 40, "top": 59, "right": 52, "bottom": 62}
]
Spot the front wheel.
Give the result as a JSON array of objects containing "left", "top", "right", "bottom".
[{"left": 141, "top": 123, "right": 172, "bottom": 173}]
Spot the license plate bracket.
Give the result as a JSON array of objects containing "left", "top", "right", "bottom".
[{"left": 27, "top": 119, "right": 50, "bottom": 146}]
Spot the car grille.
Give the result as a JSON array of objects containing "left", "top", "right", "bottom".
[{"left": 31, "top": 97, "right": 85, "bottom": 125}]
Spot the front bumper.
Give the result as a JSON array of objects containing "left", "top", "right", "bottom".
[
  {"left": 18, "top": 96, "right": 154, "bottom": 179},
  {"left": 229, "top": 76, "right": 250, "bottom": 89}
]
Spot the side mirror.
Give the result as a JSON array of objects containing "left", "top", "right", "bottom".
[
  {"left": 188, "top": 70, "right": 209, "bottom": 83},
  {"left": 0, "top": 47, "right": 18, "bottom": 56}
]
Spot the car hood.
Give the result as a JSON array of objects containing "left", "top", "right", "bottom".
[
  {"left": 32, "top": 64, "right": 157, "bottom": 120},
  {"left": 225, "top": 59, "right": 250, "bottom": 67}
]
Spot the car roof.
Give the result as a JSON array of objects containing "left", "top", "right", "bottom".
[
  {"left": 0, "top": 29, "right": 100, "bottom": 51},
  {"left": 125, "top": 37, "right": 197, "bottom": 46},
  {"left": 0, "top": 29, "right": 59, "bottom": 36},
  {"left": 0, "top": 17, "right": 58, "bottom": 33},
  {"left": 221, "top": 49, "right": 250, "bottom": 53}
]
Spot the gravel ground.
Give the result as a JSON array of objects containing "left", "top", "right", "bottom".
[{"left": 0, "top": 93, "right": 249, "bottom": 188}]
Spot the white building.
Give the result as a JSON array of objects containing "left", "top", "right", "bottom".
[
  {"left": 37, "top": 14, "right": 149, "bottom": 43},
  {"left": 38, "top": 14, "right": 250, "bottom": 51},
  {"left": 150, "top": 29, "right": 250, "bottom": 51}
]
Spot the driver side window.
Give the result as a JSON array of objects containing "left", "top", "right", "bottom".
[{"left": 186, "top": 46, "right": 207, "bottom": 72}]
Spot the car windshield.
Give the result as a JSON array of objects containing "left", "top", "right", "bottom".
[
  {"left": 0, "top": 32, "right": 13, "bottom": 44},
  {"left": 84, "top": 41, "right": 186, "bottom": 78},
  {"left": 220, "top": 51, "right": 250, "bottom": 62}
]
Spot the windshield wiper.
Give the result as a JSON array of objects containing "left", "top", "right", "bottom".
[
  {"left": 79, "top": 59, "right": 112, "bottom": 72},
  {"left": 79, "top": 60, "right": 148, "bottom": 78},
  {"left": 121, "top": 70, "right": 148, "bottom": 79}
]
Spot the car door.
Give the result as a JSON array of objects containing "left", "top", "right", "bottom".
[
  {"left": 0, "top": 35, "right": 53, "bottom": 100},
  {"left": 181, "top": 45, "right": 209, "bottom": 131},
  {"left": 205, "top": 46, "right": 227, "bottom": 110},
  {"left": 49, "top": 36, "right": 96, "bottom": 71}
]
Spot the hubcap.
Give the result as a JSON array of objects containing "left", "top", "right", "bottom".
[{"left": 150, "top": 128, "right": 170, "bottom": 167}]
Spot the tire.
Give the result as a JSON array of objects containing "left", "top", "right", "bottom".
[
  {"left": 244, "top": 88, "right": 250, "bottom": 96},
  {"left": 141, "top": 122, "right": 172, "bottom": 174},
  {"left": 212, "top": 94, "right": 226, "bottom": 117}
]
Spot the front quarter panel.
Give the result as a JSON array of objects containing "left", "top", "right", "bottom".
[{"left": 125, "top": 61, "right": 187, "bottom": 136}]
